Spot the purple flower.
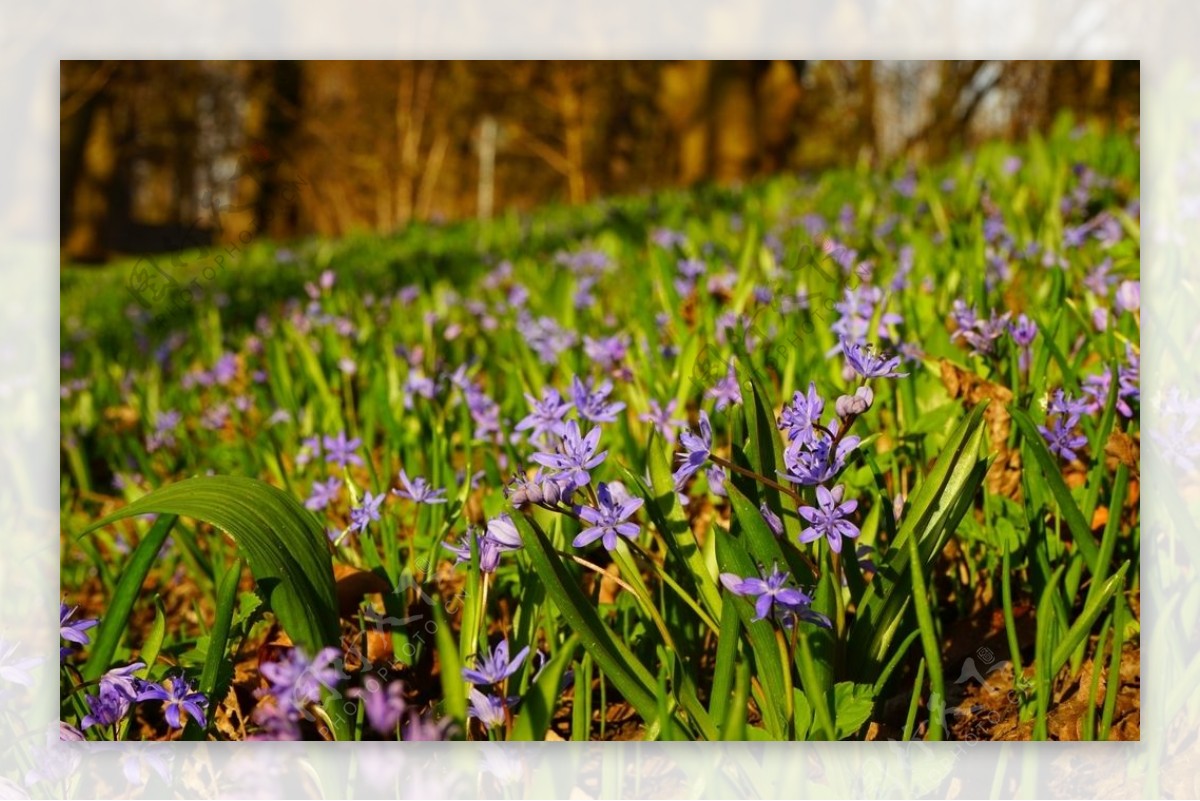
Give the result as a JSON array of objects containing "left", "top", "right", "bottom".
[
  {"left": 201, "top": 403, "right": 230, "bottom": 431},
  {"left": 1039, "top": 415, "right": 1088, "bottom": 462},
  {"left": 652, "top": 228, "right": 688, "bottom": 249},
  {"left": 673, "top": 411, "right": 712, "bottom": 488},
  {"left": 443, "top": 528, "right": 485, "bottom": 565},
  {"left": 349, "top": 491, "right": 386, "bottom": 533},
  {"left": 584, "top": 334, "right": 629, "bottom": 371},
  {"left": 530, "top": 420, "right": 607, "bottom": 490},
  {"left": 99, "top": 661, "right": 147, "bottom": 701},
  {"left": 835, "top": 386, "right": 874, "bottom": 419},
  {"left": 779, "top": 382, "right": 825, "bottom": 445},
  {"left": 570, "top": 376, "right": 626, "bottom": 424},
  {"left": 950, "top": 302, "right": 1012, "bottom": 356},
  {"left": 707, "top": 364, "right": 744, "bottom": 411},
  {"left": 1009, "top": 314, "right": 1038, "bottom": 347},
  {"left": 348, "top": 676, "right": 406, "bottom": 735},
  {"left": 639, "top": 399, "right": 687, "bottom": 443},
  {"left": 82, "top": 683, "right": 132, "bottom": 729},
  {"left": 756, "top": 504, "right": 784, "bottom": 538},
  {"left": 515, "top": 387, "right": 572, "bottom": 443},
  {"left": 798, "top": 484, "right": 860, "bottom": 554},
  {"left": 403, "top": 712, "right": 455, "bottom": 741},
  {"left": 296, "top": 435, "right": 322, "bottom": 467},
  {"left": 79, "top": 662, "right": 147, "bottom": 729},
  {"left": 60, "top": 603, "right": 99, "bottom": 660},
  {"left": 706, "top": 465, "right": 728, "bottom": 498},
  {"left": 138, "top": 674, "right": 208, "bottom": 729},
  {"left": 463, "top": 383, "right": 502, "bottom": 441},
  {"left": 403, "top": 371, "right": 437, "bottom": 410},
  {"left": 304, "top": 477, "right": 342, "bottom": 511},
  {"left": 443, "top": 516, "right": 522, "bottom": 573},
  {"left": 481, "top": 514, "right": 524, "bottom": 570},
  {"left": 392, "top": 469, "right": 447, "bottom": 505},
  {"left": 214, "top": 352, "right": 239, "bottom": 385},
  {"left": 462, "top": 640, "right": 530, "bottom": 686},
  {"left": 146, "top": 409, "right": 182, "bottom": 452},
  {"left": 719, "top": 565, "right": 811, "bottom": 622},
  {"left": 468, "top": 688, "right": 509, "bottom": 731},
  {"left": 1047, "top": 389, "right": 1089, "bottom": 418},
  {"left": 1115, "top": 280, "right": 1140, "bottom": 314},
  {"left": 1082, "top": 368, "right": 1135, "bottom": 418},
  {"left": 257, "top": 647, "right": 343, "bottom": 715},
  {"left": 518, "top": 313, "right": 578, "bottom": 364},
  {"left": 780, "top": 423, "right": 859, "bottom": 487},
  {"left": 574, "top": 482, "right": 644, "bottom": 551},
  {"left": 1084, "top": 259, "right": 1118, "bottom": 296},
  {"left": 677, "top": 258, "right": 706, "bottom": 281},
  {"left": 842, "top": 340, "right": 908, "bottom": 379},
  {"left": 323, "top": 431, "right": 364, "bottom": 467}
]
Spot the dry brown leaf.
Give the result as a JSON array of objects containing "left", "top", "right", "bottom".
[
  {"left": 1106, "top": 430, "right": 1140, "bottom": 476},
  {"left": 941, "top": 359, "right": 1021, "bottom": 499}
]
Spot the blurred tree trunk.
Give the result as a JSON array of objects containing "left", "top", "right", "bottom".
[
  {"left": 857, "top": 60, "right": 878, "bottom": 160},
  {"left": 658, "top": 61, "right": 712, "bottom": 185},
  {"left": 758, "top": 60, "right": 805, "bottom": 174},
  {"left": 63, "top": 89, "right": 117, "bottom": 262},
  {"left": 711, "top": 61, "right": 758, "bottom": 183}
]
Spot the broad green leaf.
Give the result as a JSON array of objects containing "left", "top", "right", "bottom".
[
  {"left": 832, "top": 681, "right": 875, "bottom": 739},
  {"left": 433, "top": 600, "right": 467, "bottom": 724},
  {"left": 82, "top": 476, "right": 340, "bottom": 661},
  {"left": 850, "top": 402, "right": 990, "bottom": 679}
]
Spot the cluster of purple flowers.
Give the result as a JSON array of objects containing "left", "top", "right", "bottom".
[
  {"left": 78, "top": 660, "right": 208, "bottom": 733},
  {"left": 516, "top": 312, "right": 578, "bottom": 365},
  {"left": 829, "top": 285, "right": 902, "bottom": 359},
  {"left": 1080, "top": 345, "right": 1139, "bottom": 419},
  {"left": 951, "top": 300, "right": 1012, "bottom": 357},
  {"left": 345, "top": 676, "right": 453, "bottom": 740},
  {"left": 462, "top": 640, "right": 535, "bottom": 732},
  {"left": 1039, "top": 390, "right": 1090, "bottom": 462},
  {"left": 457, "top": 373, "right": 504, "bottom": 442},
  {"left": 145, "top": 409, "right": 182, "bottom": 453},
  {"left": 251, "top": 647, "right": 342, "bottom": 740}
]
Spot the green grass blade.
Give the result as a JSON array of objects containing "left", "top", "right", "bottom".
[
  {"left": 82, "top": 514, "right": 178, "bottom": 681},
  {"left": 186, "top": 557, "right": 243, "bottom": 740},
  {"left": 1051, "top": 562, "right": 1129, "bottom": 675},
  {"left": 906, "top": 514, "right": 944, "bottom": 740},
  {"left": 1010, "top": 406, "right": 1100, "bottom": 572},
  {"left": 510, "top": 511, "right": 670, "bottom": 731},
  {"left": 709, "top": 595, "right": 742, "bottom": 727},
  {"left": 511, "top": 633, "right": 579, "bottom": 741}
]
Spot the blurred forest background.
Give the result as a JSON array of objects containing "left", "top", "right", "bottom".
[{"left": 60, "top": 60, "right": 1138, "bottom": 263}]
